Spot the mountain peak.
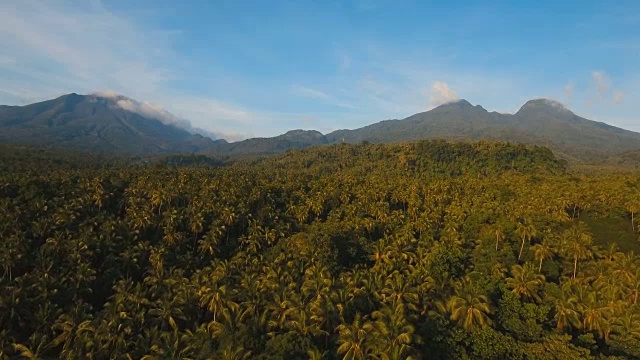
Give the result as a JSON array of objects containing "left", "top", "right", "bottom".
[
  {"left": 451, "top": 99, "right": 471, "bottom": 106},
  {"left": 0, "top": 92, "right": 222, "bottom": 154},
  {"left": 432, "top": 99, "right": 487, "bottom": 112},
  {"left": 518, "top": 98, "right": 572, "bottom": 115},
  {"left": 283, "top": 129, "right": 324, "bottom": 136},
  {"left": 445, "top": 99, "right": 472, "bottom": 107}
]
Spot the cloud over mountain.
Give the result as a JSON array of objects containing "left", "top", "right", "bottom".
[
  {"left": 430, "top": 81, "right": 459, "bottom": 106},
  {"left": 92, "top": 91, "right": 223, "bottom": 139}
]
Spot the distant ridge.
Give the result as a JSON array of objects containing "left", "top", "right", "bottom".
[
  {"left": 2, "top": 94, "right": 640, "bottom": 163},
  {"left": 319, "top": 99, "right": 640, "bottom": 163},
  {"left": 0, "top": 93, "right": 221, "bottom": 155}
]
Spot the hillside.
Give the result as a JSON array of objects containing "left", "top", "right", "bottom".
[
  {"left": 2, "top": 94, "right": 640, "bottom": 165},
  {"left": 210, "top": 129, "right": 328, "bottom": 156},
  {"left": 206, "top": 98, "right": 640, "bottom": 164},
  {"left": 324, "top": 99, "right": 640, "bottom": 163},
  {"left": 0, "top": 93, "right": 221, "bottom": 154},
  {"left": 605, "top": 149, "right": 640, "bottom": 169}
]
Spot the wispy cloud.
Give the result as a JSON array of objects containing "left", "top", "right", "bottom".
[
  {"left": 336, "top": 51, "right": 352, "bottom": 72},
  {"left": 1, "top": 1, "right": 637, "bottom": 138},
  {"left": 0, "top": 0, "right": 266, "bottom": 141},
  {"left": 588, "top": 71, "right": 625, "bottom": 106},
  {"left": 430, "top": 81, "right": 459, "bottom": 106},
  {"left": 158, "top": 95, "right": 262, "bottom": 140},
  {"left": 291, "top": 85, "right": 330, "bottom": 100},
  {"left": 591, "top": 71, "right": 612, "bottom": 100},
  {"left": 614, "top": 89, "right": 625, "bottom": 104},
  {"left": 564, "top": 83, "right": 574, "bottom": 105},
  {"left": 0, "top": 0, "right": 171, "bottom": 95},
  {"left": 291, "top": 84, "right": 356, "bottom": 110}
]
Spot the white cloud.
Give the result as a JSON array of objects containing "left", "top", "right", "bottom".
[
  {"left": 92, "top": 90, "right": 122, "bottom": 100},
  {"left": 291, "top": 84, "right": 356, "bottom": 110},
  {"left": 0, "top": 0, "right": 264, "bottom": 141},
  {"left": 542, "top": 98, "right": 569, "bottom": 111},
  {"left": 336, "top": 51, "right": 352, "bottom": 72},
  {"left": 162, "top": 97, "right": 257, "bottom": 140},
  {"left": 88, "top": 91, "right": 258, "bottom": 141},
  {"left": 2, "top": 2, "right": 635, "bottom": 139},
  {"left": 291, "top": 85, "right": 330, "bottom": 100},
  {"left": 166, "top": 97, "right": 256, "bottom": 126},
  {"left": 430, "top": 81, "right": 459, "bottom": 106},
  {"left": 588, "top": 71, "right": 626, "bottom": 107},
  {"left": 591, "top": 71, "right": 612, "bottom": 100},
  {"left": 0, "top": 0, "right": 171, "bottom": 94},
  {"left": 110, "top": 94, "right": 187, "bottom": 128},
  {"left": 564, "top": 83, "right": 574, "bottom": 105},
  {"left": 613, "top": 89, "right": 625, "bottom": 104}
]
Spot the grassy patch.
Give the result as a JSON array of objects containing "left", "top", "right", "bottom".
[{"left": 581, "top": 213, "right": 640, "bottom": 253}]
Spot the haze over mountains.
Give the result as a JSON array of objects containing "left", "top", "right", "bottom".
[{"left": 1, "top": 93, "right": 639, "bottom": 163}]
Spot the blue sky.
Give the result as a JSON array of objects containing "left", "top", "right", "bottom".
[{"left": 0, "top": 0, "right": 638, "bottom": 140}]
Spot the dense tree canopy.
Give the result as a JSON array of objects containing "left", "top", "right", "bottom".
[{"left": 1, "top": 140, "right": 639, "bottom": 359}]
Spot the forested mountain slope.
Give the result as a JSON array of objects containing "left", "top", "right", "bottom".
[
  {"left": 1, "top": 141, "right": 640, "bottom": 358},
  {"left": 0, "top": 93, "right": 220, "bottom": 154},
  {"left": 325, "top": 99, "right": 640, "bottom": 163},
  {"left": 3, "top": 94, "right": 640, "bottom": 166}
]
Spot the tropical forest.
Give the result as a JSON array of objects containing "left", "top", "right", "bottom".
[{"left": 1, "top": 140, "right": 640, "bottom": 359}]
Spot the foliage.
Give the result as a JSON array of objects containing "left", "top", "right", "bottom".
[{"left": 1, "top": 140, "right": 640, "bottom": 359}]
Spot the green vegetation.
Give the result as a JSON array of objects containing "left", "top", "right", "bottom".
[{"left": 1, "top": 140, "right": 640, "bottom": 359}]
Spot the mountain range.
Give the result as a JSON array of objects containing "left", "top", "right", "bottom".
[
  {"left": 1, "top": 93, "right": 639, "bottom": 164},
  {"left": 0, "top": 93, "right": 223, "bottom": 154}
]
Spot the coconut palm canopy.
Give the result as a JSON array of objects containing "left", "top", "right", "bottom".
[{"left": 1, "top": 140, "right": 640, "bottom": 359}]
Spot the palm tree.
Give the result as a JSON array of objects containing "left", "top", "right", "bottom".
[
  {"left": 532, "top": 241, "right": 554, "bottom": 273},
  {"left": 219, "top": 345, "right": 252, "bottom": 360},
  {"left": 51, "top": 307, "right": 94, "bottom": 360},
  {"left": 494, "top": 226, "right": 506, "bottom": 251},
  {"left": 580, "top": 292, "right": 612, "bottom": 340},
  {"left": 602, "top": 243, "right": 623, "bottom": 263},
  {"left": 627, "top": 199, "right": 640, "bottom": 232},
  {"left": 626, "top": 269, "right": 640, "bottom": 304},
  {"left": 282, "top": 299, "right": 320, "bottom": 338},
  {"left": 516, "top": 220, "right": 537, "bottom": 261},
  {"left": 309, "top": 293, "right": 338, "bottom": 344},
  {"left": 381, "top": 272, "right": 419, "bottom": 311},
  {"left": 307, "top": 348, "right": 328, "bottom": 360},
  {"left": 506, "top": 263, "right": 545, "bottom": 302},
  {"left": 612, "top": 310, "right": 640, "bottom": 339},
  {"left": 148, "top": 297, "right": 186, "bottom": 333},
  {"left": 548, "top": 284, "right": 580, "bottom": 331},
  {"left": 446, "top": 281, "right": 492, "bottom": 331},
  {"left": 13, "top": 333, "right": 53, "bottom": 360},
  {"left": 369, "top": 303, "right": 416, "bottom": 360},
  {"left": 563, "top": 223, "right": 594, "bottom": 279},
  {"left": 207, "top": 305, "right": 248, "bottom": 340},
  {"left": 613, "top": 252, "right": 637, "bottom": 284},
  {"left": 336, "top": 314, "right": 373, "bottom": 360},
  {"left": 491, "top": 263, "right": 508, "bottom": 280},
  {"left": 199, "top": 285, "right": 230, "bottom": 323}
]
